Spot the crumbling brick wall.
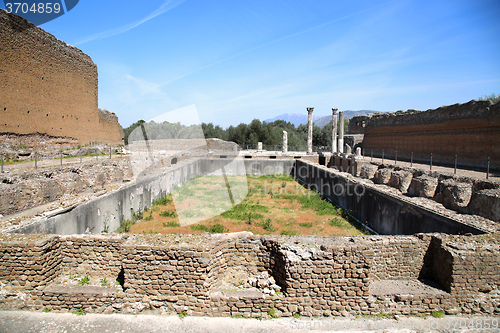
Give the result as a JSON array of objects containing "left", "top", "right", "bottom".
[{"left": 0, "top": 10, "right": 123, "bottom": 144}]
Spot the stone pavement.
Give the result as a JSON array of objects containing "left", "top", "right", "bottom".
[{"left": 0, "top": 311, "right": 498, "bottom": 333}]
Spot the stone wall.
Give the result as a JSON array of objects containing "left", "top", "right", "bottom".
[
  {"left": 356, "top": 100, "right": 500, "bottom": 169},
  {"left": 0, "top": 233, "right": 498, "bottom": 316},
  {"left": 0, "top": 10, "right": 123, "bottom": 144}
]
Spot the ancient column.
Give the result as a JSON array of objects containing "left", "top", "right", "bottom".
[
  {"left": 282, "top": 130, "right": 288, "bottom": 154},
  {"left": 258, "top": 142, "right": 263, "bottom": 152},
  {"left": 331, "top": 108, "right": 338, "bottom": 153},
  {"left": 307, "top": 107, "right": 314, "bottom": 154},
  {"left": 338, "top": 111, "right": 344, "bottom": 153}
]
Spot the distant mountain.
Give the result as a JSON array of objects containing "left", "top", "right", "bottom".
[
  {"left": 314, "top": 110, "right": 384, "bottom": 128},
  {"left": 264, "top": 113, "right": 322, "bottom": 127}
]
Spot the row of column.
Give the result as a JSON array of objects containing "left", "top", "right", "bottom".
[{"left": 282, "top": 107, "right": 345, "bottom": 154}]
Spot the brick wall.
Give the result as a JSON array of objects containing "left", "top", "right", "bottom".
[
  {"left": 360, "top": 100, "right": 500, "bottom": 169},
  {"left": 0, "top": 10, "right": 123, "bottom": 144},
  {"left": 0, "top": 233, "right": 498, "bottom": 316}
]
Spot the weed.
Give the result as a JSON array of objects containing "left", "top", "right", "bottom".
[
  {"left": 190, "top": 223, "right": 228, "bottom": 233},
  {"left": 431, "top": 311, "right": 444, "bottom": 318},
  {"left": 281, "top": 230, "right": 298, "bottom": 236},
  {"left": 100, "top": 277, "right": 109, "bottom": 287},
  {"left": 268, "top": 307, "right": 277, "bottom": 318},
  {"left": 191, "top": 224, "right": 209, "bottom": 232},
  {"left": 262, "top": 218, "right": 276, "bottom": 232},
  {"left": 293, "top": 313, "right": 300, "bottom": 319},
  {"left": 329, "top": 217, "right": 345, "bottom": 227},
  {"left": 275, "top": 291, "right": 282, "bottom": 295},
  {"left": 209, "top": 224, "right": 228, "bottom": 233},
  {"left": 299, "top": 222, "right": 313, "bottom": 228},
  {"left": 144, "top": 211, "right": 154, "bottom": 221},
  {"left": 78, "top": 275, "right": 90, "bottom": 286},
  {"left": 73, "top": 308, "right": 87, "bottom": 316},
  {"left": 153, "top": 195, "right": 172, "bottom": 206},
  {"left": 179, "top": 310, "right": 188, "bottom": 319},
  {"left": 159, "top": 210, "right": 177, "bottom": 218},
  {"left": 43, "top": 308, "right": 51, "bottom": 313},
  {"left": 163, "top": 221, "right": 180, "bottom": 227}
]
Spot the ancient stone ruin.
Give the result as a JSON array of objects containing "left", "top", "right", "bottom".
[
  {"left": 349, "top": 100, "right": 500, "bottom": 169},
  {"left": 0, "top": 10, "right": 124, "bottom": 145},
  {"left": 0, "top": 9, "right": 498, "bottom": 320}
]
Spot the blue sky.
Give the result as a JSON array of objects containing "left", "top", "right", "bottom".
[{"left": 4, "top": 0, "right": 500, "bottom": 128}]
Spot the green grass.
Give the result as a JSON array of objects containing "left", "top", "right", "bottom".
[
  {"left": 152, "top": 195, "right": 172, "bottom": 206},
  {"left": 43, "top": 308, "right": 51, "bottom": 313},
  {"left": 281, "top": 230, "right": 298, "bottom": 236},
  {"left": 72, "top": 308, "right": 86, "bottom": 316},
  {"left": 159, "top": 210, "right": 177, "bottom": 218},
  {"left": 163, "top": 221, "right": 180, "bottom": 227},
  {"left": 431, "top": 311, "right": 444, "bottom": 318},
  {"left": 298, "top": 222, "right": 313, "bottom": 228},
  {"left": 221, "top": 202, "right": 268, "bottom": 220},
  {"left": 179, "top": 310, "right": 188, "bottom": 319},
  {"left": 293, "top": 313, "right": 300, "bottom": 319},
  {"left": 190, "top": 223, "right": 228, "bottom": 233}
]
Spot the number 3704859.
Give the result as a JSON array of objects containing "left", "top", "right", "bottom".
[{"left": 5, "top": 2, "right": 61, "bottom": 14}]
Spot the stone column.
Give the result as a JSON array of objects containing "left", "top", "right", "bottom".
[
  {"left": 258, "top": 142, "right": 263, "bottom": 152},
  {"left": 331, "top": 108, "right": 338, "bottom": 153},
  {"left": 338, "top": 111, "right": 344, "bottom": 153},
  {"left": 282, "top": 130, "right": 288, "bottom": 154},
  {"left": 307, "top": 107, "right": 314, "bottom": 154}
]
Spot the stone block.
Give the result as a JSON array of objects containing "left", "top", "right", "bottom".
[
  {"left": 359, "top": 164, "right": 378, "bottom": 179},
  {"left": 407, "top": 175, "right": 438, "bottom": 198},
  {"left": 388, "top": 170, "right": 413, "bottom": 193},
  {"left": 373, "top": 168, "right": 392, "bottom": 185},
  {"left": 467, "top": 188, "right": 500, "bottom": 222},
  {"left": 437, "top": 179, "right": 473, "bottom": 210}
]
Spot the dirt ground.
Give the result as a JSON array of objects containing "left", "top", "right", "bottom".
[{"left": 129, "top": 175, "right": 367, "bottom": 237}]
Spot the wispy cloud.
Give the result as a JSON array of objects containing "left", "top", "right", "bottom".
[{"left": 74, "top": 0, "right": 187, "bottom": 45}]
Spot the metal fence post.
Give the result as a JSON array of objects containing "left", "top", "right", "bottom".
[
  {"left": 110, "top": 147, "right": 112, "bottom": 159},
  {"left": 454, "top": 155, "right": 457, "bottom": 175},
  {"left": 96, "top": 148, "right": 98, "bottom": 160},
  {"left": 80, "top": 149, "right": 82, "bottom": 163},
  {"left": 1, "top": 153, "right": 3, "bottom": 173},
  {"left": 410, "top": 152, "right": 413, "bottom": 168},
  {"left": 487, "top": 157, "right": 490, "bottom": 179},
  {"left": 35, "top": 152, "right": 37, "bottom": 169},
  {"left": 382, "top": 150, "right": 384, "bottom": 164},
  {"left": 395, "top": 150, "right": 397, "bottom": 165},
  {"left": 430, "top": 153, "right": 433, "bottom": 171},
  {"left": 60, "top": 150, "right": 63, "bottom": 166}
]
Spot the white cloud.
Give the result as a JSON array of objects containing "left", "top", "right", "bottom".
[{"left": 74, "top": 0, "right": 187, "bottom": 45}]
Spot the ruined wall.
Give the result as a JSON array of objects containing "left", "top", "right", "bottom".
[
  {"left": 0, "top": 10, "right": 123, "bottom": 144},
  {"left": 360, "top": 100, "right": 500, "bottom": 169},
  {"left": 0, "top": 233, "right": 499, "bottom": 316}
]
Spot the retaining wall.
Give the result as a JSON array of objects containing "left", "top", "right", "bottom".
[{"left": 0, "top": 233, "right": 498, "bottom": 317}]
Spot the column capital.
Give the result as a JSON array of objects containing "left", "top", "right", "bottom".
[
  {"left": 332, "top": 108, "right": 338, "bottom": 114},
  {"left": 307, "top": 107, "right": 314, "bottom": 114}
]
